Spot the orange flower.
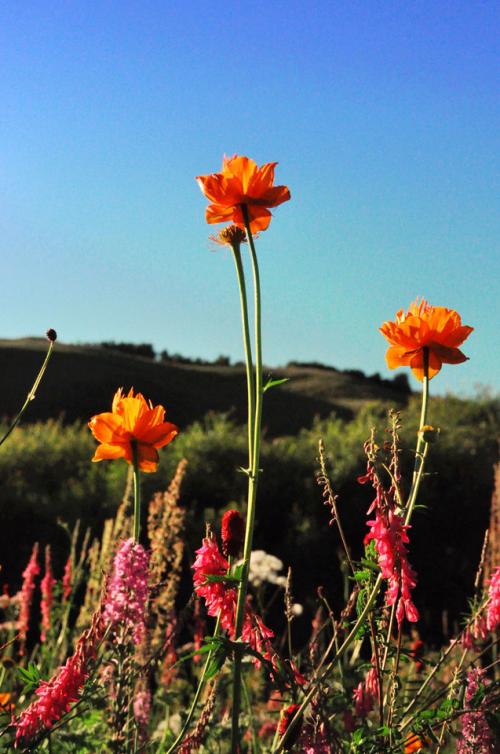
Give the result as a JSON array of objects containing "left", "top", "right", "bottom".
[
  {"left": 0, "top": 692, "right": 14, "bottom": 713},
  {"left": 379, "top": 299, "right": 473, "bottom": 381},
  {"left": 196, "top": 155, "right": 290, "bottom": 233},
  {"left": 404, "top": 732, "right": 426, "bottom": 752},
  {"left": 89, "top": 388, "right": 178, "bottom": 473}
]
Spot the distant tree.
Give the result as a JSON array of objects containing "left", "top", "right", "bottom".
[
  {"left": 100, "top": 342, "right": 156, "bottom": 359},
  {"left": 214, "top": 355, "right": 231, "bottom": 367},
  {"left": 392, "top": 372, "right": 411, "bottom": 394}
]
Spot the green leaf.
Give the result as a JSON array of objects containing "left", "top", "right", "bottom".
[
  {"left": 232, "top": 562, "right": 245, "bottom": 581},
  {"left": 263, "top": 377, "right": 290, "bottom": 393},
  {"left": 205, "top": 644, "right": 228, "bottom": 679},
  {"left": 204, "top": 573, "right": 241, "bottom": 584}
]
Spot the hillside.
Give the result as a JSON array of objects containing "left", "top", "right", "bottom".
[{"left": 0, "top": 338, "right": 411, "bottom": 436}]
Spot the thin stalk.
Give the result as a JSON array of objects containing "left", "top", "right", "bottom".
[
  {"left": 230, "top": 243, "right": 255, "bottom": 469},
  {"left": 131, "top": 443, "right": 141, "bottom": 542},
  {"left": 231, "top": 207, "right": 264, "bottom": 752},
  {"left": 0, "top": 339, "right": 55, "bottom": 448},
  {"left": 369, "top": 616, "right": 384, "bottom": 727},
  {"left": 404, "top": 348, "right": 430, "bottom": 525},
  {"left": 165, "top": 617, "right": 221, "bottom": 754}
]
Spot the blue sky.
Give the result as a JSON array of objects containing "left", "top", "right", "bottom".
[{"left": 2, "top": 1, "right": 499, "bottom": 395}]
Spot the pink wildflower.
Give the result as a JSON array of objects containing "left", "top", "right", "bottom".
[
  {"left": 353, "top": 659, "right": 379, "bottom": 718},
  {"left": 456, "top": 668, "right": 495, "bottom": 754},
  {"left": 192, "top": 535, "right": 274, "bottom": 663},
  {"left": 104, "top": 539, "right": 149, "bottom": 645},
  {"left": 14, "top": 612, "right": 102, "bottom": 745},
  {"left": 353, "top": 682, "right": 373, "bottom": 718},
  {"left": 365, "top": 509, "right": 419, "bottom": 625},
  {"left": 40, "top": 546, "right": 56, "bottom": 643},
  {"left": 18, "top": 543, "right": 40, "bottom": 653},
  {"left": 133, "top": 687, "right": 151, "bottom": 727},
  {"left": 62, "top": 556, "right": 72, "bottom": 601},
  {"left": 486, "top": 566, "right": 500, "bottom": 631},
  {"left": 192, "top": 536, "right": 236, "bottom": 632}
]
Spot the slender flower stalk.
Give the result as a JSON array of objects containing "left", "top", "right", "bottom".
[
  {"left": 132, "top": 442, "right": 142, "bottom": 541},
  {"left": 404, "top": 348, "right": 429, "bottom": 525},
  {"left": 229, "top": 239, "right": 256, "bottom": 468},
  {"left": 0, "top": 332, "right": 56, "bottom": 449},
  {"left": 231, "top": 206, "right": 265, "bottom": 751}
]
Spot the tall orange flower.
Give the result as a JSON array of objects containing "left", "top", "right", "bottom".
[
  {"left": 196, "top": 155, "right": 290, "bottom": 233},
  {"left": 379, "top": 299, "right": 473, "bottom": 381},
  {"left": 89, "top": 388, "right": 178, "bottom": 473}
]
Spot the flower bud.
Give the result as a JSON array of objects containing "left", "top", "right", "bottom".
[
  {"left": 221, "top": 509, "right": 245, "bottom": 558},
  {"left": 46, "top": 328, "right": 57, "bottom": 342},
  {"left": 418, "top": 424, "right": 440, "bottom": 443}
]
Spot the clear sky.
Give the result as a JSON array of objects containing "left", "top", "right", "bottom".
[{"left": 2, "top": 1, "right": 499, "bottom": 395}]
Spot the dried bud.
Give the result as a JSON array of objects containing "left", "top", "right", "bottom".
[
  {"left": 221, "top": 510, "right": 245, "bottom": 558},
  {"left": 278, "top": 704, "right": 303, "bottom": 750},
  {"left": 209, "top": 224, "right": 248, "bottom": 250},
  {"left": 46, "top": 329, "right": 57, "bottom": 342}
]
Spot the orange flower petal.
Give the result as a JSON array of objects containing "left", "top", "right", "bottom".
[
  {"left": 232, "top": 205, "right": 273, "bottom": 233},
  {"left": 206, "top": 203, "right": 236, "bottom": 225},
  {"left": 136, "top": 443, "right": 160, "bottom": 473},
  {"left": 139, "top": 421, "right": 178, "bottom": 448},
  {"left": 197, "top": 154, "right": 290, "bottom": 233},
  {"left": 92, "top": 442, "right": 129, "bottom": 462},
  {"left": 380, "top": 299, "right": 472, "bottom": 381},
  {"left": 409, "top": 348, "right": 442, "bottom": 382},
  {"left": 426, "top": 342, "right": 468, "bottom": 365},
  {"left": 88, "top": 413, "right": 125, "bottom": 443},
  {"left": 89, "top": 389, "right": 178, "bottom": 470}
]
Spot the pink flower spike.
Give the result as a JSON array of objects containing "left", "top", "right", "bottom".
[
  {"left": 40, "top": 546, "right": 56, "bottom": 643},
  {"left": 18, "top": 543, "right": 40, "bottom": 653},
  {"left": 456, "top": 668, "right": 495, "bottom": 753},
  {"left": 103, "top": 539, "right": 149, "bottom": 645},
  {"left": 486, "top": 566, "right": 500, "bottom": 632},
  {"left": 14, "top": 612, "right": 103, "bottom": 746},
  {"left": 192, "top": 534, "right": 274, "bottom": 665},
  {"left": 62, "top": 556, "right": 72, "bottom": 601}
]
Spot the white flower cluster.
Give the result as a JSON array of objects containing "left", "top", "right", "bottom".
[{"left": 248, "top": 550, "right": 287, "bottom": 588}]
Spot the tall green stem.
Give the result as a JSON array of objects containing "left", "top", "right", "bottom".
[
  {"left": 131, "top": 443, "right": 141, "bottom": 542},
  {"left": 231, "top": 207, "right": 264, "bottom": 753},
  {"left": 230, "top": 244, "right": 255, "bottom": 469},
  {"left": 0, "top": 339, "right": 55, "bottom": 448},
  {"left": 404, "top": 347, "right": 430, "bottom": 525}
]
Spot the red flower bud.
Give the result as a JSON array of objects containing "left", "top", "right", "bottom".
[
  {"left": 221, "top": 509, "right": 245, "bottom": 558},
  {"left": 46, "top": 328, "right": 57, "bottom": 342}
]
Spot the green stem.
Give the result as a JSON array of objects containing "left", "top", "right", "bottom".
[
  {"left": 231, "top": 207, "right": 264, "bottom": 753},
  {"left": 404, "top": 348, "right": 430, "bottom": 525},
  {"left": 0, "top": 339, "right": 55, "bottom": 448},
  {"left": 164, "top": 618, "right": 221, "bottom": 754},
  {"left": 229, "top": 244, "right": 255, "bottom": 469},
  {"left": 131, "top": 444, "right": 141, "bottom": 542}
]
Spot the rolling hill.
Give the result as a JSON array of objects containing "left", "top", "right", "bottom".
[{"left": 0, "top": 338, "right": 411, "bottom": 436}]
